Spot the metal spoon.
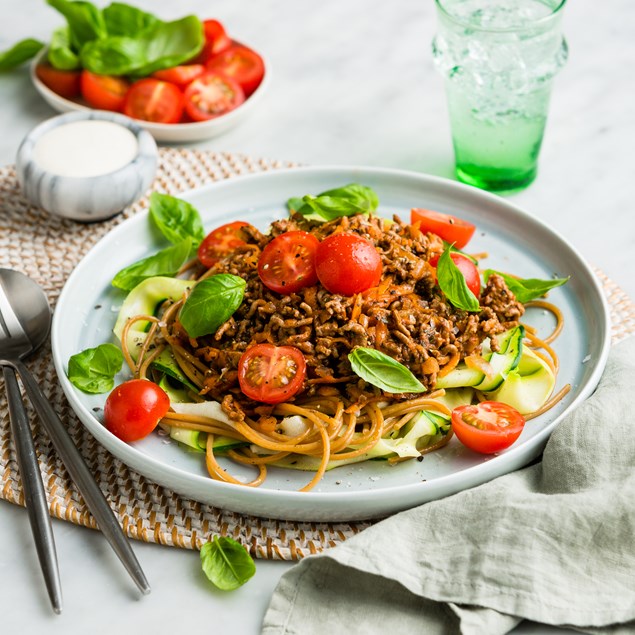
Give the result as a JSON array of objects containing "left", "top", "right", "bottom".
[{"left": 0, "top": 268, "right": 150, "bottom": 603}]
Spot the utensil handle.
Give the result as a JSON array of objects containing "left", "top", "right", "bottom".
[
  {"left": 14, "top": 361, "right": 150, "bottom": 596},
  {"left": 2, "top": 364, "right": 62, "bottom": 614}
]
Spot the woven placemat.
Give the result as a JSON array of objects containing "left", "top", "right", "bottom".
[{"left": 1, "top": 148, "right": 634, "bottom": 561}]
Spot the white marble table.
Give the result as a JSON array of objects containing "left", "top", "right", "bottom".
[{"left": 0, "top": 0, "right": 632, "bottom": 632}]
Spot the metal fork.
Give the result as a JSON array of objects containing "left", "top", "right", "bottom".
[{"left": 0, "top": 272, "right": 150, "bottom": 613}]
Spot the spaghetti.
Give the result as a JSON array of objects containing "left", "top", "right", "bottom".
[{"left": 115, "top": 209, "right": 569, "bottom": 492}]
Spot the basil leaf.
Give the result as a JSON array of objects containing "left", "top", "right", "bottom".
[
  {"left": 443, "top": 240, "right": 478, "bottom": 264},
  {"left": 48, "top": 27, "right": 80, "bottom": 70},
  {"left": 286, "top": 196, "right": 304, "bottom": 212},
  {"left": 179, "top": 274, "right": 245, "bottom": 338},
  {"left": 0, "top": 38, "right": 45, "bottom": 71},
  {"left": 200, "top": 536, "right": 255, "bottom": 591},
  {"left": 112, "top": 238, "right": 192, "bottom": 291},
  {"left": 47, "top": 0, "right": 107, "bottom": 50},
  {"left": 67, "top": 343, "right": 123, "bottom": 394},
  {"left": 103, "top": 2, "right": 159, "bottom": 37},
  {"left": 483, "top": 270, "right": 569, "bottom": 304},
  {"left": 437, "top": 246, "right": 480, "bottom": 312},
  {"left": 292, "top": 183, "right": 379, "bottom": 221},
  {"left": 80, "top": 15, "right": 203, "bottom": 76},
  {"left": 348, "top": 347, "right": 426, "bottom": 394},
  {"left": 149, "top": 192, "right": 204, "bottom": 248}
]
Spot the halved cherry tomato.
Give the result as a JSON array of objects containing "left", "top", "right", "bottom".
[
  {"left": 411, "top": 208, "right": 476, "bottom": 249},
  {"left": 315, "top": 233, "right": 382, "bottom": 296},
  {"left": 123, "top": 78, "right": 184, "bottom": 123},
  {"left": 198, "top": 221, "right": 250, "bottom": 268},
  {"left": 257, "top": 231, "right": 320, "bottom": 294},
  {"left": 238, "top": 344, "right": 306, "bottom": 404},
  {"left": 80, "top": 70, "right": 130, "bottom": 111},
  {"left": 451, "top": 401, "right": 525, "bottom": 454},
  {"left": 153, "top": 64, "right": 205, "bottom": 87},
  {"left": 104, "top": 379, "right": 170, "bottom": 442},
  {"left": 193, "top": 19, "right": 232, "bottom": 64},
  {"left": 429, "top": 251, "right": 481, "bottom": 298},
  {"left": 206, "top": 44, "right": 265, "bottom": 96},
  {"left": 35, "top": 62, "right": 81, "bottom": 99},
  {"left": 183, "top": 72, "right": 245, "bottom": 121}
]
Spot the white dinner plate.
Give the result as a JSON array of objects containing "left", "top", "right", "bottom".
[
  {"left": 30, "top": 47, "right": 270, "bottom": 143},
  {"left": 51, "top": 167, "right": 610, "bottom": 521}
]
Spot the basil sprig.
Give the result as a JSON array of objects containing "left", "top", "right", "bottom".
[
  {"left": 179, "top": 274, "right": 246, "bottom": 338},
  {"left": 1, "top": 1, "right": 203, "bottom": 77},
  {"left": 80, "top": 15, "right": 203, "bottom": 76},
  {"left": 348, "top": 347, "right": 426, "bottom": 394},
  {"left": 112, "top": 238, "right": 192, "bottom": 291},
  {"left": 102, "top": 2, "right": 159, "bottom": 37},
  {"left": 48, "top": 27, "right": 80, "bottom": 70},
  {"left": 483, "top": 270, "right": 569, "bottom": 304},
  {"left": 149, "top": 192, "right": 204, "bottom": 248},
  {"left": 200, "top": 536, "right": 256, "bottom": 591},
  {"left": 288, "top": 183, "right": 379, "bottom": 222},
  {"left": 437, "top": 246, "right": 480, "bottom": 312},
  {"left": 67, "top": 343, "right": 123, "bottom": 394},
  {"left": 0, "top": 38, "right": 45, "bottom": 71}
]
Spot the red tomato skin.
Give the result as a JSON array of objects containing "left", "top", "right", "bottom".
[
  {"left": 152, "top": 64, "right": 205, "bottom": 87},
  {"left": 257, "top": 231, "right": 320, "bottom": 294},
  {"left": 238, "top": 344, "right": 307, "bottom": 404},
  {"left": 104, "top": 379, "right": 170, "bottom": 442},
  {"left": 411, "top": 208, "right": 476, "bottom": 249},
  {"left": 80, "top": 71, "right": 130, "bottom": 111},
  {"left": 123, "top": 79, "right": 184, "bottom": 124},
  {"left": 206, "top": 44, "right": 265, "bottom": 96},
  {"left": 198, "top": 221, "right": 250, "bottom": 268},
  {"left": 451, "top": 401, "right": 525, "bottom": 454},
  {"left": 183, "top": 72, "right": 245, "bottom": 121},
  {"left": 429, "top": 252, "right": 481, "bottom": 298},
  {"left": 193, "top": 19, "right": 232, "bottom": 64},
  {"left": 35, "top": 63, "right": 81, "bottom": 99},
  {"left": 315, "top": 233, "right": 382, "bottom": 296}
]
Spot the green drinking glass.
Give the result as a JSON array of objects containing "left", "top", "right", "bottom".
[{"left": 433, "top": 0, "right": 568, "bottom": 193}]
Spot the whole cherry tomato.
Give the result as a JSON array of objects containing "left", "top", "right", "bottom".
[
  {"left": 315, "top": 233, "right": 382, "bottom": 296},
  {"left": 104, "top": 379, "right": 170, "bottom": 442}
]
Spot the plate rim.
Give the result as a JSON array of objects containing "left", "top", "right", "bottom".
[{"left": 51, "top": 165, "right": 611, "bottom": 518}]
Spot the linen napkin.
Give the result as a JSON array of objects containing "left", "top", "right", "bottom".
[{"left": 262, "top": 336, "right": 635, "bottom": 635}]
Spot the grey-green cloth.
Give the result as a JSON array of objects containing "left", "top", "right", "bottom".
[{"left": 262, "top": 337, "right": 635, "bottom": 635}]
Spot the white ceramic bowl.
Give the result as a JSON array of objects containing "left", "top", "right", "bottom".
[
  {"left": 30, "top": 47, "right": 271, "bottom": 143},
  {"left": 16, "top": 110, "right": 158, "bottom": 222}
]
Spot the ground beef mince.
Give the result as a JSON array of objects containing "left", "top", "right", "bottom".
[{"left": 176, "top": 213, "right": 524, "bottom": 418}]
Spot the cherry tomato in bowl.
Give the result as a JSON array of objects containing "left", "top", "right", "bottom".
[
  {"left": 238, "top": 344, "right": 307, "bottom": 404},
  {"left": 104, "top": 379, "right": 170, "bottom": 442},
  {"left": 206, "top": 44, "right": 265, "bottom": 97},
  {"left": 429, "top": 251, "right": 481, "bottom": 298},
  {"left": 152, "top": 64, "right": 205, "bottom": 87},
  {"left": 411, "top": 208, "right": 476, "bottom": 249},
  {"left": 80, "top": 71, "right": 130, "bottom": 111},
  {"left": 258, "top": 231, "right": 320, "bottom": 294},
  {"left": 451, "top": 401, "right": 525, "bottom": 454},
  {"left": 183, "top": 72, "right": 245, "bottom": 121},
  {"left": 35, "top": 63, "right": 81, "bottom": 99},
  {"left": 315, "top": 233, "right": 382, "bottom": 296},
  {"left": 198, "top": 220, "right": 250, "bottom": 268},
  {"left": 193, "top": 19, "right": 233, "bottom": 64},
  {"left": 124, "top": 78, "right": 184, "bottom": 123}
]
